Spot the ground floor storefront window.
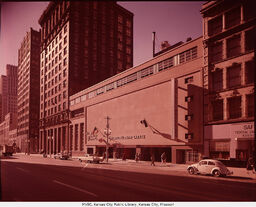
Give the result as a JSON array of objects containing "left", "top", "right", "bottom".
[{"left": 210, "top": 141, "right": 230, "bottom": 160}]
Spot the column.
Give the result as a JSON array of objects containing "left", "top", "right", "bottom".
[
  {"left": 59, "top": 127, "right": 62, "bottom": 152},
  {"left": 241, "top": 94, "right": 246, "bottom": 118},
  {"left": 223, "top": 98, "right": 228, "bottom": 120}
]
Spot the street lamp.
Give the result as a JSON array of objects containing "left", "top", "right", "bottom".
[
  {"left": 48, "top": 136, "right": 53, "bottom": 158},
  {"left": 104, "top": 116, "right": 111, "bottom": 163}
]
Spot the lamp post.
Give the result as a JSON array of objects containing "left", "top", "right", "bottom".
[
  {"left": 48, "top": 136, "right": 53, "bottom": 158},
  {"left": 104, "top": 116, "right": 111, "bottom": 163}
]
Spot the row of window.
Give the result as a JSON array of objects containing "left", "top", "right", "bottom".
[
  {"left": 208, "top": 4, "right": 254, "bottom": 36},
  {"left": 211, "top": 60, "right": 254, "bottom": 91},
  {"left": 70, "top": 46, "right": 198, "bottom": 106},
  {"left": 212, "top": 94, "right": 254, "bottom": 121},
  {"left": 210, "top": 29, "right": 254, "bottom": 63}
]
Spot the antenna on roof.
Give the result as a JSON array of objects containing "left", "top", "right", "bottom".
[{"left": 152, "top": 31, "right": 156, "bottom": 57}]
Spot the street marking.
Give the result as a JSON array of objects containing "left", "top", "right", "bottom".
[
  {"left": 53, "top": 180, "right": 98, "bottom": 197},
  {"left": 16, "top": 167, "right": 30, "bottom": 173}
]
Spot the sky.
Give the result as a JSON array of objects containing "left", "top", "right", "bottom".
[{"left": 0, "top": 1, "right": 205, "bottom": 76}]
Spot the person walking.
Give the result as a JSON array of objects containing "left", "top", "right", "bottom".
[
  {"left": 151, "top": 153, "right": 155, "bottom": 166},
  {"left": 135, "top": 153, "right": 140, "bottom": 162},
  {"left": 247, "top": 156, "right": 255, "bottom": 174},
  {"left": 161, "top": 152, "right": 167, "bottom": 164}
]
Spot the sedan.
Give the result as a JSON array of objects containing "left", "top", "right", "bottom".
[{"left": 187, "top": 159, "right": 233, "bottom": 177}]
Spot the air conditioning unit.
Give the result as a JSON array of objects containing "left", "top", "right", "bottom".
[{"left": 185, "top": 133, "right": 193, "bottom": 140}]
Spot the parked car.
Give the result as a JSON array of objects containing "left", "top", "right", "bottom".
[
  {"left": 54, "top": 151, "right": 71, "bottom": 160},
  {"left": 78, "top": 154, "right": 104, "bottom": 163},
  {"left": 187, "top": 159, "right": 233, "bottom": 177}
]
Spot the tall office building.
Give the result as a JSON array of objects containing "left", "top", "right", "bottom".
[
  {"left": 0, "top": 65, "right": 18, "bottom": 122},
  {"left": 38, "top": 1, "right": 133, "bottom": 153},
  {"left": 201, "top": 0, "right": 255, "bottom": 161},
  {"left": 17, "top": 28, "right": 41, "bottom": 153}
]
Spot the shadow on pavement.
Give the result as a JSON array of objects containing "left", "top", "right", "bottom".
[{"left": 0, "top": 156, "right": 18, "bottom": 160}]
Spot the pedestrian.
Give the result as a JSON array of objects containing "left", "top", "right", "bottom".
[
  {"left": 161, "top": 152, "right": 167, "bottom": 164},
  {"left": 135, "top": 153, "right": 139, "bottom": 162},
  {"left": 151, "top": 154, "right": 155, "bottom": 166},
  {"left": 246, "top": 157, "right": 255, "bottom": 174}
]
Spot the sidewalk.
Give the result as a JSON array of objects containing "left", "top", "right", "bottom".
[{"left": 15, "top": 153, "right": 256, "bottom": 180}]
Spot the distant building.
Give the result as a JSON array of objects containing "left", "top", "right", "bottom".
[
  {"left": 69, "top": 37, "right": 203, "bottom": 163},
  {"left": 0, "top": 65, "right": 18, "bottom": 123},
  {"left": 0, "top": 113, "right": 17, "bottom": 146},
  {"left": 17, "top": 28, "right": 41, "bottom": 153},
  {"left": 201, "top": 0, "right": 255, "bottom": 161},
  {"left": 38, "top": 1, "right": 133, "bottom": 154}
]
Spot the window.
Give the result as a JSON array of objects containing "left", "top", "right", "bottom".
[
  {"left": 74, "top": 124, "right": 78, "bottom": 150},
  {"left": 64, "top": 47, "right": 67, "bottom": 55},
  {"left": 80, "top": 123, "right": 84, "bottom": 151},
  {"left": 212, "top": 99, "right": 223, "bottom": 121},
  {"left": 63, "top": 102, "right": 66, "bottom": 110},
  {"left": 227, "top": 64, "right": 241, "bottom": 88},
  {"left": 64, "top": 36, "right": 67, "bottom": 44},
  {"left": 210, "top": 41, "right": 223, "bottom": 62},
  {"left": 158, "top": 57, "right": 174, "bottom": 71},
  {"left": 211, "top": 69, "right": 223, "bottom": 91},
  {"left": 225, "top": 7, "right": 241, "bottom": 29},
  {"left": 141, "top": 66, "right": 153, "bottom": 78},
  {"left": 185, "top": 114, "right": 193, "bottom": 121},
  {"left": 208, "top": 16, "right": 222, "bottom": 36},
  {"left": 227, "top": 35, "right": 241, "bottom": 58},
  {"left": 228, "top": 96, "right": 241, "bottom": 119},
  {"left": 185, "top": 133, "right": 193, "bottom": 140},
  {"left": 63, "top": 58, "right": 67, "bottom": 66},
  {"left": 64, "top": 25, "right": 67, "bottom": 33},
  {"left": 185, "top": 76, "right": 193, "bottom": 84},
  {"left": 70, "top": 125, "right": 73, "bottom": 151},
  {"left": 106, "top": 83, "right": 114, "bottom": 91},
  {"left": 247, "top": 94, "right": 254, "bottom": 117},
  {"left": 245, "top": 29, "right": 255, "bottom": 52},
  {"left": 208, "top": 161, "right": 215, "bottom": 166},
  {"left": 185, "top": 96, "right": 193, "bottom": 102},
  {"left": 245, "top": 61, "right": 254, "bottom": 84}
]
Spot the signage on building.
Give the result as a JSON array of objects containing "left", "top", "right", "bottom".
[
  {"left": 231, "top": 122, "right": 254, "bottom": 139},
  {"left": 88, "top": 134, "right": 146, "bottom": 141}
]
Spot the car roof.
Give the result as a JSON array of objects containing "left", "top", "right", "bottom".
[{"left": 200, "top": 159, "right": 219, "bottom": 162}]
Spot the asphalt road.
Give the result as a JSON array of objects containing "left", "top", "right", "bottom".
[{"left": 1, "top": 158, "right": 256, "bottom": 201}]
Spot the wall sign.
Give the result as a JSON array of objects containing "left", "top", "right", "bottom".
[{"left": 231, "top": 123, "right": 254, "bottom": 139}]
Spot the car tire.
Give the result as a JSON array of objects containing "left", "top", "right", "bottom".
[
  {"left": 188, "top": 167, "right": 195, "bottom": 175},
  {"left": 212, "top": 170, "right": 221, "bottom": 177}
]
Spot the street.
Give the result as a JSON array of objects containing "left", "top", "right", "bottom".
[{"left": 1, "top": 155, "right": 256, "bottom": 201}]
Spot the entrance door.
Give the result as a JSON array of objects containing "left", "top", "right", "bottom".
[{"left": 176, "top": 150, "right": 186, "bottom": 164}]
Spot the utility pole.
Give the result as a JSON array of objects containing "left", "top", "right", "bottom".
[{"left": 105, "top": 116, "right": 111, "bottom": 163}]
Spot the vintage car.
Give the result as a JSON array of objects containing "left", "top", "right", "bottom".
[
  {"left": 187, "top": 159, "right": 233, "bottom": 177},
  {"left": 54, "top": 151, "right": 71, "bottom": 160},
  {"left": 78, "top": 154, "right": 104, "bottom": 163}
]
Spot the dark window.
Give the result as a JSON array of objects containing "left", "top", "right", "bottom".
[
  {"left": 185, "top": 96, "right": 193, "bottom": 102},
  {"left": 245, "top": 29, "right": 255, "bottom": 52},
  {"left": 80, "top": 123, "right": 84, "bottom": 151},
  {"left": 75, "top": 124, "right": 78, "bottom": 151},
  {"left": 212, "top": 69, "right": 223, "bottom": 91},
  {"left": 208, "top": 16, "right": 222, "bottom": 36},
  {"left": 247, "top": 94, "right": 254, "bottom": 117},
  {"left": 227, "top": 64, "right": 241, "bottom": 88},
  {"left": 210, "top": 41, "right": 223, "bottom": 62},
  {"left": 185, "top": 76, "right": 193, "bottom": 84},
  {"left": 212, "top": 99, "right": 223, "bottom": 121},
  {"left": 70, "top": 125, "right": 73, "bottom": 151},
  {"left": 227, "top": 35, "right": 241, "bottom": 58},
  {"left": 245, "top": 61, "right": 254, "bottom": 84},
  {"left": 185, "top": 114, "right": 193, "bottom": 121},
  {"left": 243, "top": 2, "right": 256, "bottom": 21},
  {"left": 208, "top": 161, "right": 215, "bottom": 165},
  {"left": 225, "top": 7, "right": 241, "bottom": 29},
  {"left": 228, "top": 96, "right": 241, "bottom": 119}
]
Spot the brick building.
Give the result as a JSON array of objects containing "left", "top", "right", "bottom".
[
  {"left": 38, "top": 1, "right": 133, "bottom": 154},
  {"left": 17, "top": 28, "right": 41, "bottom": 153},
  {"left": 69, "top": 37, "right": 204, "bottom": 163},
  {"left": 201, "top": 0, "right": 255, "bottom": 161}
]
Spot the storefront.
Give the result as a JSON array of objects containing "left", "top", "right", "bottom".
[{"left": 204, "top": 122, "right": 254, "bottom": 161}]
